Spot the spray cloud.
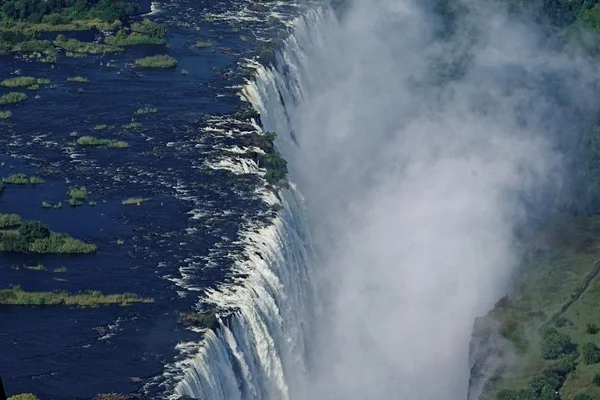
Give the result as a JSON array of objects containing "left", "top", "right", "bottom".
[{"left": 252, "top": 0, "right": 600, "bottom": 398}]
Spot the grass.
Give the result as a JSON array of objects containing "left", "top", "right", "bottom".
[
  {"left": 0, "top": 213, "right": 21, "bottom": 228},
  {"left": 3, "top": 173, "right": 28, "bottom": 184},
  {"left": 195, "top": 40, "right": 212, "bottom": 48},
  {"left": 135, "top": 106, "right": 157, "bottom": 115},
  {"left": 1, "top": 76, "right": 36, "bottom": 87},
  {"left": 0, "top": 286, "right": 153, "bottom": 307},
  {"left": 0, "top": 111, "right": 11, "bottom": 119},
  {"left": 122, "top": 197, "right": 150, "bottom": 205},
  {"left": 68, "top": 76, "right": 88, "bottom": 83},
  {"left": 134, "top": 54, "right": 177, "bottom": 68},
  {"left": 77, "top": 136, "right": 128, "bottom": 148},
  {"left": 0, "top": 92, "right": 27, "bottom": 105},
  {"left": 481, "top": 215, "right": 600, "bottom": 399}
]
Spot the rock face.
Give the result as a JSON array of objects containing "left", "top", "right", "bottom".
[{"left": 468, "top": 316, "right": 506, "bottom": 400}]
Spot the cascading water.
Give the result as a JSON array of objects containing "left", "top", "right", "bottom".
[{"left": 170, "top": 0, "right": 600, "bottom": 398}]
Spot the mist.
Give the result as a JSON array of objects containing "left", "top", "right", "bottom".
[{"left": 254, "top": 0, "right": 600, "bottom": 399}]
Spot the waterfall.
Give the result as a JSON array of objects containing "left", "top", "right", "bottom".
[{"left": 169, "top": 0, "right": 592, "bottom": 397}]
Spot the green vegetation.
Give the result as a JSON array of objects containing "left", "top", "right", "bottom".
[
  {"left": 582, "top": 342, "right": 600, "bottom": 364},
  {"left": 541, "top": 328, "right": 574, "bottom": 359},
  {"left": 180, "top": 69, "right": 189, "bottom": 75},
  {"left": 29, "top": 176, "right": 44, "bottom": 184},
  {"left": 105, "top": 19, "right": 166, "bottom": 46},
  {"left": 26, "top": 84, "right": 38, "bottom": 90},
  {"left": 25, "top": 264, "right": 45, "bottom": 271},
  {"left": 122, "top": 197, "right": 149, "bottom": 205},
  {"left": 134, "top": 54, "right": 177, "bottom": 68},
  {"left": 0, "top": 92, "right": 27, "bottom": 105},
  {"left": 481, "top": 216, "right": 600, "bottom": 400},
  {"left": 7, "top": 394, "right": 39, "bottom": 400},
  {"left": 67, "top": 186, "right": 88, "bottom": 200},
  {"left": 135, "top": 106, "right": 157, "bottom": 115},
  {"left": 93, "top": 124, "right": 106, "bottom": 130},
  {"left": 1, "top": 76, "right": 36, "bottom": 87},
  {"left": 77, "top": 136, "right": 128, "bottom": 148},
  {"left": 123, "top": 122, "right": 141, "bottom": 130},
  {"left": 41, "top": 201, "right": 51, "bottom": 208},
  {"left": 0, "top": 286, "right": 152, "bottom": 307},
  {"left": 0, "top": 219, "right": 96, "bottom": 254},
  {"left": 53, "top": 267, "right": 67, "bottom": 273},
  {"left": 55, "top": 35, "right": 122, "bottom": 54},
  {"left": 178, "top": 307, "right": 218, "bottom": 329},
  {"left": 3, "top": 173, "right": 28, "bottom": 184},
  {"left": 195, "top": 40, "right": 211, "bottom": 48},
  {"left": 0, "top": 0, "right": 137, "bottom": 24},
  {"left": 0, "top": 213, "right": 21, "bottom": 228},
  {"left": 67, "top": 76, "right": 88, "bottom": 83},
  {"left": 0, "top": 111, "right": 11, "bottom": 119}
]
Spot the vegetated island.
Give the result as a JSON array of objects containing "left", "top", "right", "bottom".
[
  {"left": 0, "top": 214, "right": 96, "bottom": 254},
  {"left": 0, "top": 0, "right": 168, "bottom": 62},
  {"left": 0, "top": 286, "right": 153, "bottom": 307}
]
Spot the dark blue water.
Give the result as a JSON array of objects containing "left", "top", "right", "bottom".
[{"left": 0, "top": 0, "right": 293, "bottom": 398}]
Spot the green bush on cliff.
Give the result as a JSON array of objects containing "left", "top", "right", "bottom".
[
  {"left": 540, "top": 328, "right": 574, "bottom": 359},
  {"left": 581, "top": 342, "right": 600, "bottom": 364}
]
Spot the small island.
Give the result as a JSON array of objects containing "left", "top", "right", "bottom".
[{"left": 0, "top": 215, "right": 96, "bottom": 254}]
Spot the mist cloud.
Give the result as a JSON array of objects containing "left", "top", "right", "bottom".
[{"left": 256, "top": 0, "right": 600, "bottom": 398}]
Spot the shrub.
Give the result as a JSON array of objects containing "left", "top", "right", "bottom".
[
  {"left": 122, "top": 197, "right": 149, "bottom": 205},
  {"left": 0, "top": 287, "right": 152, "bottom": 307},
  {"left": 0, "top": 213, "right": 21, "bottom": 228},
  {"left": 77, "top": 136, "right": 127, "bottom": 148},
  {"left": 3, "top": 173, "right": 28, "bottom": 184},
  {"left": 68, "top": 76, "right": 88, "bottom": 83},
  {"left": 0, "top": 92, "right": 27, "bottom": 105},
  {"left": 18, "top": 221, "right": 50, "bottom": 243},
  {"left": 0, "top": 111, "right": 11, "bottom": 119},
  {"left": 593, "top": 373, "right": 600, "bottom": 386},
  {"left": 134, "top": 54, "right": 177, "bottom": 68},
  {"left": 29, "top": 232, "right": 96, "bottom": 254},
  {"left": 527, "top": 372, "right": 561, "bottom": 397},
  {"left": 549, "top": 355, "right": 576, "bottom": 376},
  {"left": 581, "top": 342, "right": 600, "bottom": 364},
  {"left": 135, "top": 107, "right": 157, "bottom": 115},
  {"left": 29, "top": 176, "right": 44, "bottom": 184},
  {"left": 68, "top": 186, "right": 88, "bottom": 199},
  {"left": 7, "top": 394, "right": 39, "bottom": 400},
  {"left": 195, "top": 40, "right": 211, "bottom": 48},
  {"left": 587, "top": 323, "right": 599, "bottom": 334},
  {"left": 1, "top": 76, "right": 36, "bottom": 87},
  {"left": 541, "top": 328, "right": 574, "bottom": 359}
]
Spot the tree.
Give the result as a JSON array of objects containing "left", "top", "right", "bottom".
[
  {"left": 540, "top": 328, "right": 574, "bottom": 359},
  {"left": 593, "top": 373, "right": 600, "bottom": 386},
  {"left": 586, "top": 323, "right": 599, "bottom": 334},
  {"left": 18, "top": 221, "right": 50, "bottom": 243},
  {"left": 581, "top": 342, "right": 600, "bottom": 364}
]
